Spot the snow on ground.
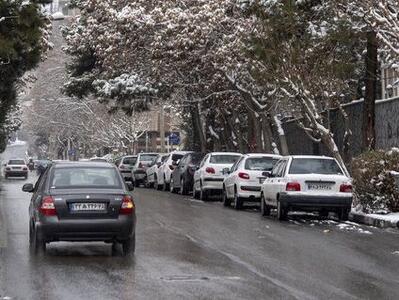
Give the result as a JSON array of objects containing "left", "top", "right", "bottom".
[{"left": 352, "top": 208, "right": 399, "bottom": 224}]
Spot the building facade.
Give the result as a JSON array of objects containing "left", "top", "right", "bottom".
[{"left": 381, "top": 65, "right": 399, "bottom": 99}]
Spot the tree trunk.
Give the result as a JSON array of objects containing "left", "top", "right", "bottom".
[
  {"left": 272, "top": 115, "right": 289, "bottom": 155},
  {"left": 192, "top": 103, "right": 207, "bottom": 153},
  {"left": 362, "top": 30, "right": 378, "bottom": 151},
  {"left": 261, "top": 114, "right": 274, "bottom": 153}
]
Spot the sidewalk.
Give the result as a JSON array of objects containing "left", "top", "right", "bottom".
[{"left": 350, "top": 209, "right": 399, "bottom": 229}]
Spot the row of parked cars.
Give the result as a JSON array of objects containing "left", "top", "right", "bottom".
[{"left": 115, "top": 151, "right": 353, "bottom": 221}]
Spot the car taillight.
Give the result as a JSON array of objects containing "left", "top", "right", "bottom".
[
  {"left": 40, "top": 196, "right": 57, "bottom": 216},
  {"left": 286, "top": 182, "right": 301, "bottom": 192},
  {"left": 205, "top": 167, "right": 215, "bottom": 174},
  {"left": 238, "top": 172, "right": 250, "bottom": 180},
  {"left": 23, "top": 167, "right": 28, "bottom": 171},
  {"left": 120, "top": 195, "right": 135, "bottom": 214},
  {"left": 340, "top": 183, "right": 352, "bottom": 193}
]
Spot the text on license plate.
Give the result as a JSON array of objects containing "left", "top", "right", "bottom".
[
  {"left": 308, "top": 183, "right": 332, "bottom": 190},
  {"left": 70, "top": 203, "right": 106, "bottom": 211}
]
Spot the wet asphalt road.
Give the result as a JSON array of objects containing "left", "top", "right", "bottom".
[{"left": 1, "top": 147, "right": 399, "bottom": 299}]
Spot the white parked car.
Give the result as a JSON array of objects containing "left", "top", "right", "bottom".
[
  {"left": 156, "top": 151, "right": 192, "bottom": 191},
  {"left": 146, "top": 154, "right": 169, "bottom": 189},
  {"left": 193, "top": 152, "right": 242, "bottom": 201},
  {"left": 131, "top": 153, "right": 159, "bottom": 187},
  {"left": 114, "top": 155, "right": 137, "bottom": 182},
  {"left": 261, "top": 155, "right": 353, "bottom": 221},
  {"left": 223, "top": 153, "right": 281, "bottom": 209}
]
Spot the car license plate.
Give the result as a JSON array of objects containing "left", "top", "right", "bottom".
[
  {"left": 308, "top": 183, "right": 332, "bottom": 190},
  {"left": 70, "top": 203, "right": 106, "bottom": 211}
]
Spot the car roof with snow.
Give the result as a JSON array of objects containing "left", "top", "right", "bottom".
[
  {"left": 209, "top": 152, "right": 242, "bottom": 156},
  {"left": 244, "top": 153, "right": 282, "bottom": 158},
  {"left": 52, "top": 161, "right": 113, "bottom": 168},
  {"left": 286, "top": 155, "right": 336, "bottom": 160}
]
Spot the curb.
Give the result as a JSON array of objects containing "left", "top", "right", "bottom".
[{"left": 349, "top": 212, "right": 399, "bottom": 229}]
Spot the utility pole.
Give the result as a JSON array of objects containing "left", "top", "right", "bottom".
[{"left": 160, "top": 105, "right": 165, "bottom": 153}]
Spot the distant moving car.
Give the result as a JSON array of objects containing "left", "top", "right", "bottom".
[
  {"left": 156, "top": 151, "right": 192, "bottom": 191},
  {"left": 223, "top": 154, "right": 281, "bottom": 209},
  {"left": 261, "top": 155, "right": 353, "bottom": 221},
  {"left": 193, "top": 152, "right": 242, "bottom": 200},
  {"left": 115, "top": 155, "right": 137, "bottom": 182},
  {"left": 131, "top": 153, "right": 158, "bottom": 187},
  {"left": 4, "top": 159, "right": 28, "bottom": 179},
  {"left": 27, "top": 158, "right": 35, "bottom": 171},
  {"left": 170, "top": 152, "right": 205, "bottom": 195},
  {"left": 146, "top": 154, "right": 169, "bottom": 188},
  {"left": 23, "top": 161, "right": 136, "bottom": 255}
]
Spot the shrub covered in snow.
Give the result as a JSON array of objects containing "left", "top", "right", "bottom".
[{"left": 352, "top": 149, "right": 399, "bottom": 213}]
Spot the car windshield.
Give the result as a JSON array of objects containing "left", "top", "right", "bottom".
[
  {"left": 122, "top": 157, "right": 137, "bottom": 165},
  {"left": 171, "top": 154, "right": 184, "bottom": 161},
  {"left": 50, "top": 167, "right": 122, "bottom": 189},
  {"left": 289, "top": 158, "right": 344, "bottom": 175},
  {"left": 210, "top": 155, "right": 241, "bottom": 164},
  {"left": 8, "top": 160, "right": 25, "bottom": 165},
  {"left": 245, "top": 157, "right": 279, "bottom": 171},
  {"left": 140, "top": 154, "right": 158, "bottom": 162}
]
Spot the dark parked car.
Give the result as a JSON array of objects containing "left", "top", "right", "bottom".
[
  {"left": 23, "top": 161, "right": 136, "bottom": 255},
  {"left": 170, "top": 152, "right": 205, "bottom": 195}
]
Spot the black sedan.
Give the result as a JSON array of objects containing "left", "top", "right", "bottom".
[
  {"left": 170, "top": 152, "right": 205, "bottom": 195},
  {"left": 22, "top": 161, "right": 136, "bottom": 256}
]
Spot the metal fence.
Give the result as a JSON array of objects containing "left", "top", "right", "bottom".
[{"left": 280, "top": 97, "right": 399, "bottom": 158}]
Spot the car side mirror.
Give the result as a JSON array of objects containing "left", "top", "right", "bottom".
[
  {"left": 262, "top": 171, "right": 271, "bottom": 177},
  {"left": 222, "top": 167, "right": 231, "bottom": 175},
  {"left": 126, "top": 181, "right": 134, "bottom": 191},
  {"left": 22, "top": 183, "right": 35, "bottom": 193}
]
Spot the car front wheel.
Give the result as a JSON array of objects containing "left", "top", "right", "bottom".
[
  {"left": 260, "top": 194, "right": 271, "bottom": 216},
  {"left": 223, "top": 188, "right": 231, "bottom": 207}
]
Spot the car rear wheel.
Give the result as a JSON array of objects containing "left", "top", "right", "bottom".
[
  {"left": 163, "top": 177, "right": 170, "bottom": 191},
  {"left": 30, "top": 224, "right": 46, "bottom": 255},
  {"left": 260, "top": 194, "right": 271, "bottom": 216},
  {"left": 170, "top": 178, "right": 177, "bottom": 193},
  {"left": 223, "top": 188, "right": 231, "bottom": 207},
  {"left": 339, "top": 208, "right": 350, "bottom": 221},
  {"left": 122, "top": 235, "right": 136, "bottom": 256},
  {"left": 277, "top": 201, "right": 288, "bottom": 221},
  {"left": 180, "top": 178, "right": 188, "bottom": 195},
  {"left": 155, "top": 176, "right": 162, "bottom": 190},
  {"left": 233, "top": 190, "right": 243, "bottom": 210},
  {"left": 200, "top": 184, "right": 208, "bottom": 201}
]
